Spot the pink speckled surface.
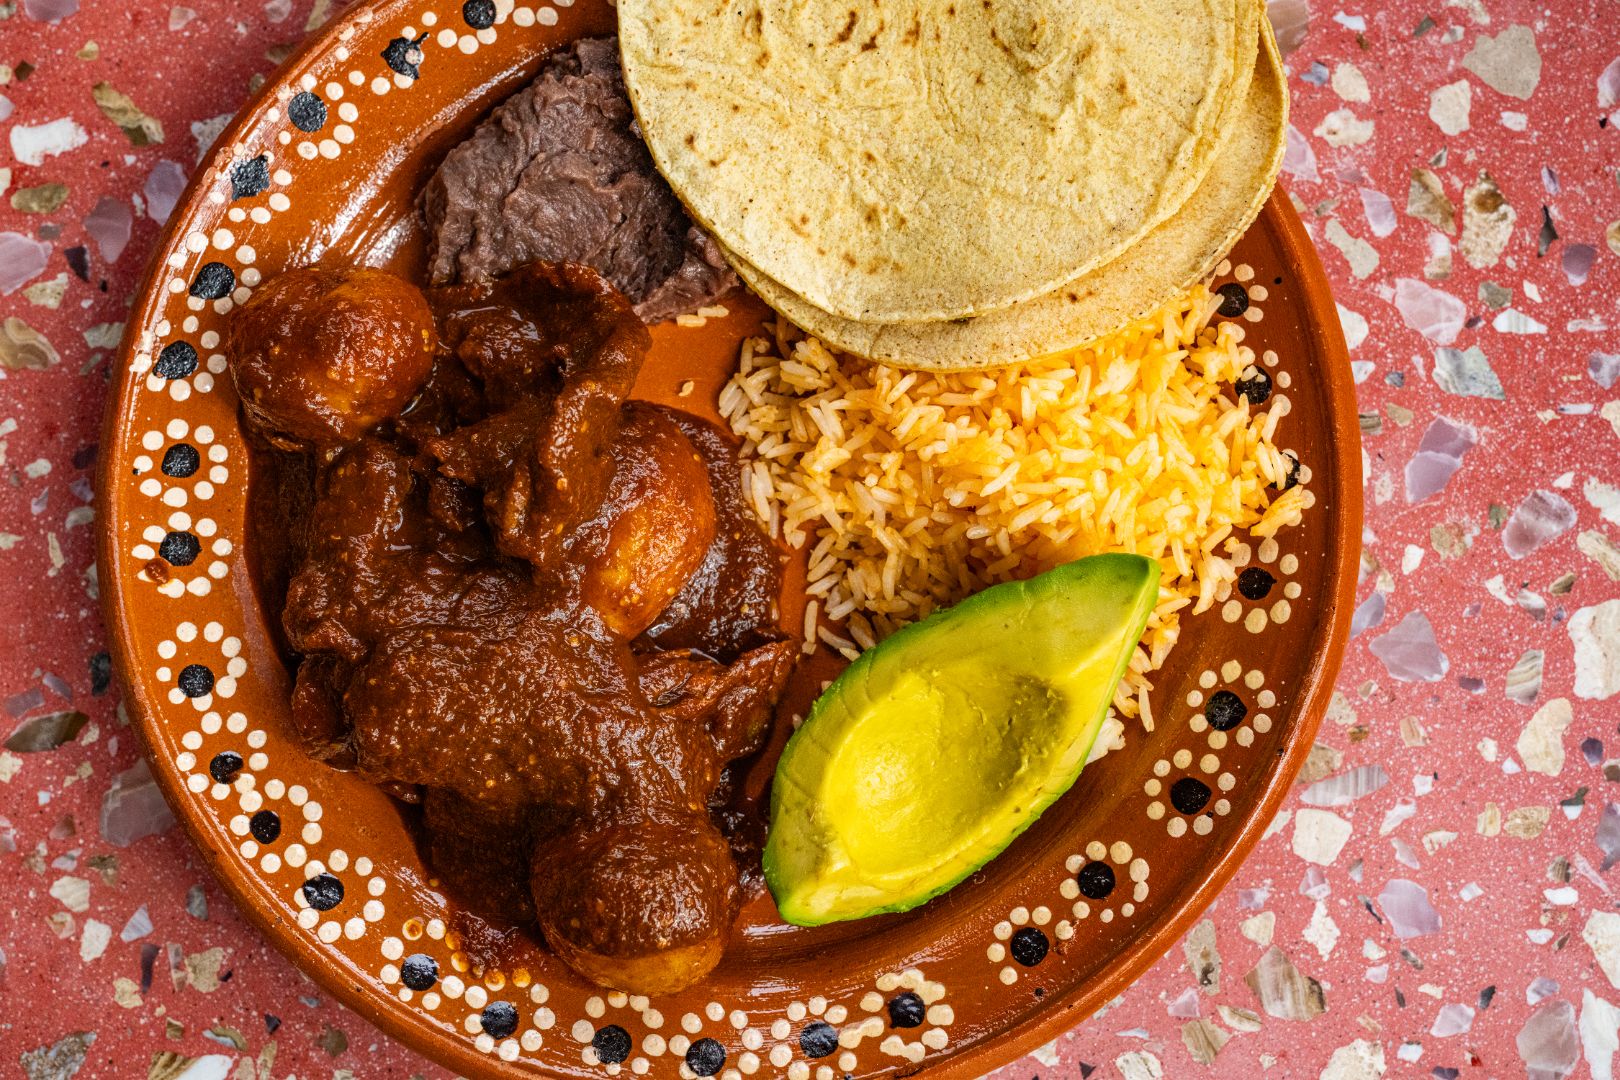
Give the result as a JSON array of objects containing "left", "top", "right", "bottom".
[{"left": 3, "top": 1, "right": 1620, "bottom": 1078}]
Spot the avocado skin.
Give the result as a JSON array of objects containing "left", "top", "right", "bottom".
[{"left": 763, "top": 553, "right": 1160, "bottom": 926}]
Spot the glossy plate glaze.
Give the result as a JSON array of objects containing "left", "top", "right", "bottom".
[{"left": 96, "top": 3, "right": 1361, "bottom": 1077}]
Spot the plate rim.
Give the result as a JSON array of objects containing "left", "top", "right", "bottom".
[
  {"left": 95, "top": 5, "right": 1364, "bottom": 1076},
  {"left": 930, "top": 190, "right": 1364, "bottom": 1078}
]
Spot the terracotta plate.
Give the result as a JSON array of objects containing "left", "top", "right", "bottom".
[{"left": 97, "top": 3, "right": 1361, "bottom": 1077}]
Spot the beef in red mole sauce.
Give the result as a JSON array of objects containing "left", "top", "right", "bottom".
[{"left": 227, "top": 260, "right": 794, "bottom": 995}]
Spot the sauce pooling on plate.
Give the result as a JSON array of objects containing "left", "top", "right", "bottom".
[{"left": 232, "top": 260, "right": 795, "bottom": 994}]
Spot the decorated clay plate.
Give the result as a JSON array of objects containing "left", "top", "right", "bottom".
[{"left": 97, "top": 2, "right": 1361, "bottom": 1077}]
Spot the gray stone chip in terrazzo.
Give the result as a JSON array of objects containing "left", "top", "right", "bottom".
[
  {"left": 99, "top": 759, "right": 176, "bottom": 847},
  {"left": 19, "top": 1031, "right": 96, "bottom": 1080}
]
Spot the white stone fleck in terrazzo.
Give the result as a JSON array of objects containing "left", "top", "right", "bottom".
[
  {"left": 1331, "top": 62, "right": 1369, "bottom": 102},
  {"left": 1571, "top": 600, "right": 1620, "bottom": 700},
  {"left": 1335, "top": 303, "right": 1369, "bottom": 350},
  {"left": 1601, "top": 400, "right": 1620, "bottom": 440},
  {"left": 1293, "top": 809, "right": 1352, "bottom": 865},
  {"left": 79, "top": 918, "right": 111, "bottom": 963},
  {"left": 1301, "top": 764, "right": 1391, "bottom": 807},
  {"left": 161, "top": 1056, "right": 233, "bottom": 1080},
  {"left": 1493, "top": 307, "right": 1548, "bottom": 335},
  {"left": 1580, "top": 990, "right": 1620, "bottom": 1080},
  {"left": 189, "top": 113, "right": 232, "bottom": 163},
  {"left": 1463, "top": 24, "right": 1542, "bottom": 100},
  {"left": 8, "top": 117, "right": 88, "bottom": 165},
  {"left": 1578, "top": 531, "right": 1620, "bottom": 582},
  {"left": 1114, "top": 1050, "right": 1163, "bottom": 1080},
  {"left": 1323, "top": 220, "right": 1379, "bottom": 279},
  {"left": 1428, "top": 79, "right": 1471, "bottom": 134},
  {"left": 1314, "top": 108, "right": 1374, "bottom": 147},
  {"left": 1588, "top": 479, "right": 1620, "bottom": 528},
  {"left": 50, "top": 875, "right": 91, "bottom": 913},
  {"left": 1218, "top": 1004, "right": 1263, "bottom": 1033},
  {"left": 1516, "top": 697, "right": 1573, "bottom": 775},
  {"left": 1318, "top": 1039, "right": 1385, "bottom": 1080},
  {"left": 1239, "top": 912, "right": 1274, "bottom": 947},
  {"left": 1587, "top": 912, "right": 1620, "bottom": 989},
  {"left": 1027, "top": 1040, "right": 1059, "bottom": 1067},
  {"left": 1303, "top": 901, "right": 1340, "bottom": 959}
]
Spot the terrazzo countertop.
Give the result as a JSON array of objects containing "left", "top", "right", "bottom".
[{"left": 4, "top": 0, "right": 1620, "bottom": 1077}]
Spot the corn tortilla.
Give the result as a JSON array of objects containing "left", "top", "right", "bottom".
[
  {"left": 723, "top": 18, "right": 1286, "bottom": 370},
  {"left": 619, "top": 0, "right": 1242, "bottom": 323}
]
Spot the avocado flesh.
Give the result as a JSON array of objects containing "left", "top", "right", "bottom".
[{"left": 764, "top": 553, "right": 1160, "bottom": 926}]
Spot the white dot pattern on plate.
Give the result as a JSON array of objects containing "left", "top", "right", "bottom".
[{"left": 109, "top": 10, "right": 1317, "bottom": 1078}]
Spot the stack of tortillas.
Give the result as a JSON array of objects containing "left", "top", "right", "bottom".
[{"left": 618, "top": 0, "right": 1286, "bottom": 370}]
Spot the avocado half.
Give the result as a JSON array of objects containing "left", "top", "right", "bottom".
[{"left": 764, "top": 553, "right": 1160, "bottom": 926}]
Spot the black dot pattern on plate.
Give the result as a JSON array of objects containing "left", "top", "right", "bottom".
[
  {"left": 462, "top": 0, "right": 496, "bottom": 28},
  {"left": 287, "top": 91, "right": 327, "bottom": 133},
  {"left": 301, "top": 872, "right": 344, "bottom": 911},
  {"left": 229, "top": 155, "right": 270, "bottom": 200},
  {"left": 1205, "top": 689, "right": 1248, "bottom": 731},
  {"left": 1276, "top": 451, "right": 1302, "bottom": 491},
  {"left": 190, "top": 262, "right": 236, "bottom": 300},
  {"left": 1215, "top": 281, "right": 1250, "bottom": 317},
  {"left": 1010, "top": 926, "right": 1050, "bottom": 967},
  {"left": 685, "top": 1037, "right": 726, "bottom": 1077},
  {"left": 591, "top": 1025, "right": 631, "bottom": 1065},
  {"left": 249, "top": 809, "right": 281, "bottom": 843},
  {"left": 1076, "top": 860, "right": 1116, "bottom": 899},
  {"left": 1235, "top": 367, "right": 1273, "bottom": 405},
  {"left": 160, "top": 442, "right": 200, "bottom": 478},
  {"left": 887, "top": 991, "right": 925, "bottom": 1028},
  {"left": 158, "top": 530, "right": 201, "bottom": 566},
  {"left": 208, "top": 750, "right": 243, "bottom": 783},
  {"left": 177, "top": 664, "right": 215, "bottom": 698},
  {"left": 382, "top": 33, "right": 427, "bottom": 78},
  {"left": 1237, "top": 566, "right": 1276, "bottom": 600},
  {"left": 1170, "top": 777, "right": 1213, "bottom": 815},
  {"left": 480, "top": 1001, "right": 518, "bottom": 1039},
  {"left": 400, "top": 953, "right": 438, "bottom": 990},
  {"left": 799, "top": 1021, "right": 838, "bottom": 1059},
  {"left": 154, "top": 341, "right": 199, "bottom": 379}
]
